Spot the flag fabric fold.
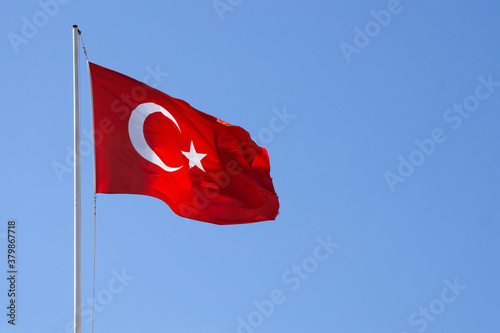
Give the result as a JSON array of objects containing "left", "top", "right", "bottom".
[{"left": 89, "top": 62, "right": 279, "bottom": 224}]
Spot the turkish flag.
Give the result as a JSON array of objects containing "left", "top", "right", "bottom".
[{"left": 89, "top": 62, "right": 279, "bottom": 224}]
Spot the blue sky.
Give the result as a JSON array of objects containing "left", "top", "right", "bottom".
[{"left": 1, "top": 0, "right": 500, "bottom": 332}]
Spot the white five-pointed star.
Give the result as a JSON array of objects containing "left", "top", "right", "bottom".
[{"left": 181, "top": 141, "right": 207, "bottom": 172}]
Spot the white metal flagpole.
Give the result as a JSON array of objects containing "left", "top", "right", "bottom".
[{"left": 72, "top": 24, "right": 82, "bottom": 333}]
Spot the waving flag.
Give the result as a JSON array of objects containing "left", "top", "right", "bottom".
[{"left": 89, "top": 62, "right": 279, "bottom": 224}]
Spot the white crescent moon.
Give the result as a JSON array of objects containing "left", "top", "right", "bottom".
[{"left": 128, "top": 102, "right": 183, "bottom": 172}]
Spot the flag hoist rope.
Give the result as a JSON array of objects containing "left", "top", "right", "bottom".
[
  {"left": 73, "top": 25, "right": 98, "bottom": 333},
  {"left": 77, "top": 30, "right": 98, "bottom": 333}
]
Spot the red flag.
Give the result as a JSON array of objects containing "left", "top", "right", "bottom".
[{"left": 89, "top": 62, "right": 279, "bottom": 224}]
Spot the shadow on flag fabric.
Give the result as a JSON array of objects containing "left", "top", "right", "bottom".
[{"left": 89, "top": 62, "right": 279, "bottom": 224}]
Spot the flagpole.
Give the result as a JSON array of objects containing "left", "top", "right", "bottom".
[{"left": 72, "top": 24, "right": 82, "bottom": 333}]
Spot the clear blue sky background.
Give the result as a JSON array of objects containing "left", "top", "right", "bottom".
[{"left": 1, "top": 1, "right": 500, "bottom": 332}]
